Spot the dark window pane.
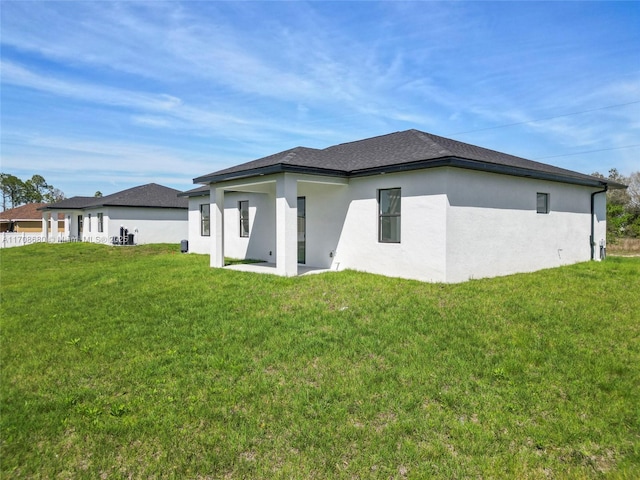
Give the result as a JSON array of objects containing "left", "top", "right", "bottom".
[
  {"left": 380, "top": 216, "right": 401, "bottom": 243},
  {"left": 201, "top": 204, "right": 210, "bottom": 236},
  {"left": 380, "top": 188, "right": 401, "bottom": 215},
  {"left": 239, "top": 201, "right": 249, "bottom": 237},
  {"left": 379, "top": 188, "right": 401, "bottom": 243},
  {"left": 537, "top": 193, "right": 549, "bottom": 214}
]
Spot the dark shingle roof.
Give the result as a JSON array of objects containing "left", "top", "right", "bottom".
[
  {"left": 38, "top": 197, "right": 96, "bottom": 210},
  {"left": 41, "top": 184, "right": 187, "bottom": 210},
  {"left": 193, "top": 129, "right": 624, "bottom": 189}
]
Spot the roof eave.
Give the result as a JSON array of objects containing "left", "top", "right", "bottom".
[
  {"left": 88, "top": 203, "right": 186, "bottom": 209},
  {"left": 178, "top": 190, "right": 209, "bottom": 198},
  {"left": 193, "top": 155, "right": 619, "bottom": 190},
  {"left": 38, "top": 206, "right": 89, "bottom": 211},
  {"left": 350, "top": 157, "right": 611, "bottom": 188},
  {"left": 194, "top": 164, "right": 348, "bottom": 185}
]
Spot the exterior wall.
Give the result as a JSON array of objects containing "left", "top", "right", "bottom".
[
  {"left": 193, "top": 168, "right": 607, "bottom": 282},
  {"left": 2, "top": 207, "right": 188, "bottom": 247},
  {"left": 335, "top": 168, "right": 604, "bottom": 283},
  {"left": 99, "top": 206, "right": 187, "bottom": 244},
  {"left": 593, "top": 191, "right": 607, "bottom": 258},
  {"left": 187, "top": 193, "right": 276, "bottom": 258},
  {"left": 187, "top": 197, "right": 211, "bottom": 254},
  {"left": 297, "top": 181, "right": 349, "bottom": 268},
  {"left": 0, "top": 220, "right": 45, "bottom": 233},
  {"left": 223, "top": 191, "right": 275, "bottom": 261},
  {"left": 444, "top": 169, "right": 602, "bottom": 282},
  {"left": 65, "top": 211, "right": 85, "bottom": 239},
  {"left": 334, "top": 169, "right": 449, "bottom": 282}
]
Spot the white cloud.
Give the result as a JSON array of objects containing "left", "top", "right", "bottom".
[{"left": 1, "top": 0, "right": 638, "bottom": 183}]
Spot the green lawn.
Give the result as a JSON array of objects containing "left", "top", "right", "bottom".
[{"left": 1, "top": 243, "right": 639, "bottom": 479}]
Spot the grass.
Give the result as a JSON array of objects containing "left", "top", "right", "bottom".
[{"left": 1, "top": 243, "right": 639, "bottom": 479}]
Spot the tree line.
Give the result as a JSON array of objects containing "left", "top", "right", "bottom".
[
  {"left": 0, "top": 173, "right": 66, "bottom": 211},
  {"left": 592, "top": 169, "right": 640, "bottom": 239}
]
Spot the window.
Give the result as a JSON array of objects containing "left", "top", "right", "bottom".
[
  {"left": 378, "top": 188, "right": 401, "bottom": 243},
  {"left": 239, "top": 201, "right": 249, "bottom": 237},
  {"left": 200, "top": 204, "right": 210, "bottom": 236},
  {"left": 88, "top": 214, "right": 92, "bottom": 233},
  {"left": 537, "top": 193, "right": 549, "bottom": 214},
  {"left": 97, "top": 213, "right": 104, "bottom": 232}
]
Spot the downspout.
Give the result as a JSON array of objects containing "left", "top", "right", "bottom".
[{"left": 590, "top": 185, "right": 608, "bottom": 260}]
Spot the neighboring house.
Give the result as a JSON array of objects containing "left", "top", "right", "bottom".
[
  {"left": 1, "top": 203, "right": 65, "bottom": 248},
  {"left": 1, "top": 203, "right": 63, "bottom": 233},
  {"left": 185, "top": 129, "right": 624, "bottom": 283},
  {"left": 39, "top": 183, "right": 188, "bottom": 245}
]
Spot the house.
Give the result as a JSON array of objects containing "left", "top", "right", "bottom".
[
  {"left": 1, "top": 203, "right": 65, "bottom": 248},
  {"left": 39, "top": 183, "right": 188, "bottom": 245},
  {"left": 184, "top": 129, "right": 624, "bottom": 283},
  {"left": 1, "top": 203, "right": 64, "bottom": 233}
]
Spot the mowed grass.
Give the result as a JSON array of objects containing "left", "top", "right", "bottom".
[{"left": 1, "top": 244, "right": 639, "bottom": 479}]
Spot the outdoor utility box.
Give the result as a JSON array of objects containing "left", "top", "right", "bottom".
[{"left": 181, "top": 239, "right": 188, "bottom": 253}]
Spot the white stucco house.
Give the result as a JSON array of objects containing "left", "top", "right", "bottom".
[
  {"left": 39, "top": 183, "right": 188, "bottom": 245},
  {"left": 183, "top": 129, "right": 624, "bottom": 283}
]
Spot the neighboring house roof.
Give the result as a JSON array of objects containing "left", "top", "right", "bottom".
[
  {"left": 193, "top": 129, "right": 625, "bottom": 189},
  {"left": 40, "top": 183, "right": 188, "bottom": 210},
  {"left": 0, "top": 203, "right": 63, "bottom": 221}
]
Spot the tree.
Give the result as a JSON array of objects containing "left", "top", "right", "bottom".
[
  {"left": 627, "top": 171, "right": 640, "bottom": 211},
  {"left": 43, "top": 187, "right": 66, "bottom": 204},
  {"left": 592, "top": 169, "right": 640, "bottom": 238},
  {"left": 605, "top": 168, "right": 631, "bottom": 207},
  {"left": 23, "top": 174, "right": 49, "bottom": 203},
  {"left": 0, "top": 173, "right": 26, "bottom": 209},
  {"left": 94, "top": 191, "right": 103, "bottom": 197},
  {"left": 0, "top": 173, "right": 65, "bottom": 210}
]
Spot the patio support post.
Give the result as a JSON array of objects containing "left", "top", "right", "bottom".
[
  {"left": 42, "top": 213, "right": 49, "bottom": 241},
  {"left": 276, "top": 174, "right": 298, "bottom": 277},
  {"left": 50, "top": 211, "right": 57, "bottom": 243},
  {"left": 64, "top": 215, "right": 71, "bottom": 239},
  {"left": 210, "top": 186, "right": 225, "bottom": 268}
]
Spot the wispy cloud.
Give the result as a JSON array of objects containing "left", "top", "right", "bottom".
[{"left": 1, "top": 1, "right": 638, "bottom": 197}]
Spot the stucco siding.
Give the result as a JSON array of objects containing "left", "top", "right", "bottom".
[
  {"left": 223, "top": 191, "right": 275, "bottom": 261},
  {"left": 191, "top": 167, "right": 607, "bottom": 282},
  {"left": 297, "top": 181, "right": 349, "bottom": 269},
  {"left": 187, "top": 197, "right": 210, "bottom": 254},
  {"left": 334, "top": 170, "right": 448, "bottom": 282},
  {"left": 445, "top": 169, "right": 599, "bottom": 282},
  {"left": 101, "top": 206, "right": 187, "bottom": 244},
  {"left": 592, "top": 192, "right": 607, "bottom": 259}
]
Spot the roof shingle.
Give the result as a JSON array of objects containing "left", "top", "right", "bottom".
[
  {"left": 193, "top": 129, "right": 623, "bottom": 188},
  {"left": 41, "top": 183, "right": 188, "bottom": 210}
]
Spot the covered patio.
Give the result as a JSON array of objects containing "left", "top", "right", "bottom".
[{"left": 207, "top": 172, "right": 347, "bottom": 277}]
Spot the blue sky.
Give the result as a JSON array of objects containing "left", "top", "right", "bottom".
[{"left": 1, "top": 1, "right": 639, "bottom": 198}]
